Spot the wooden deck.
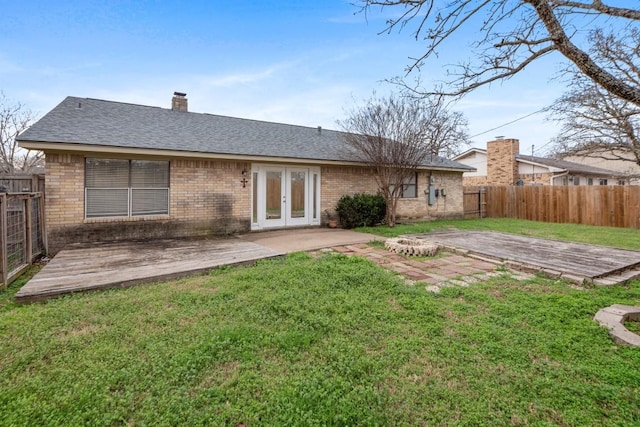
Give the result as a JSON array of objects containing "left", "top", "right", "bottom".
[
  {"left": 419, "top": 230, "right": 640, "bottom": 284},
  {"left": 15, "top": 238, "right": 283, "bottom": 303}
]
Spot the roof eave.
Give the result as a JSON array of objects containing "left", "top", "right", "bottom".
[{"left": 20, "top": 140, "right": 471, "bottom": 172}]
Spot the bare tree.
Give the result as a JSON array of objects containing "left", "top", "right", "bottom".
[
  {"left": 339, "top": 92, "right": 469, "bottom": 226},
  {"left": 357, "top": 1, "right": 640, "bottom": 106},
  {"left": 548, "top": 29, "right": 640, "bottom": 167},
  {"left": 0, "top": 92, "right": 41, "bottom": 173}
]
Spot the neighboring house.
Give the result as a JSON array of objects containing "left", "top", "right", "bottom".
[
  {"left": 453, "top": 138, "right": 627, "bottom": 186},
  {"left": 561, "top": 151, "right": 640, "bottom": 186},
  {"left": 18, "top": 93, "right": 474, "bottom": 254}
]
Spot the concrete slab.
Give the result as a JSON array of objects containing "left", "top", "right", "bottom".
[{"left": 238, "top": 228, "right": 383, "bottom": 252}]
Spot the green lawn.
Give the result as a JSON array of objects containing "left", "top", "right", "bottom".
[
  {"left": 359, "top": 218, "right": 640, "bottom": 250},
  {"left": 1, "top": 220, "right": 640, "bottom": 426}
]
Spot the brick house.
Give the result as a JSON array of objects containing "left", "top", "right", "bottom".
[
  {"left": 18, "top": 94, "right": 473, "bottom": 254},
  {"left": 454, "top": 138, "right": 627, "bottom": 186},
  {"left": 561, "top": 151, "right": 640, "bottom": 185}
]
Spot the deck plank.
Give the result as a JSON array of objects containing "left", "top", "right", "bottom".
[
  {"left": 15, "top": 238, "right": 283, "bottom": 302},
  {"left": 419, "top": 231, "right": 640, "bottom": 279}
]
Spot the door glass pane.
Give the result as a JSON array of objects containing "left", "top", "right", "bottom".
[
  {"left": 290, "top": 171, "right": 306, "bottom": 218},
  {"left": 266, "top": 171, "right": 282, "bottom": 220},
  {"left": 252, "top": 172, "right": 258, "bottom": 223},
  {"left": 313, "top": 173, "right": 318, "bottom": 220}
]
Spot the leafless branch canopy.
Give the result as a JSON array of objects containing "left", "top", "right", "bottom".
[
  {"left": 338, "top": 92, "right": 468, "bottom": 225},
  {"left": 0, "top": 92, "right": 41, "bottom": 173},
  {"left": 357, "top": 0, "right": 640, "bottom": 106},
  {"left": 548, "top": 29, "right": 640, "bottom": 167}
]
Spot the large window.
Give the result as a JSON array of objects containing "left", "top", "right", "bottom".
[
  {"left": 391, "top": 173, "right": 418, "bottom": 198},
  {"left": 85, "top": 158, "right": 169, "bottom": 218}
]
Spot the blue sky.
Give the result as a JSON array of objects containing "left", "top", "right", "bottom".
[{"left": 2, "top": 0, "right": 573, "bottom": 155}]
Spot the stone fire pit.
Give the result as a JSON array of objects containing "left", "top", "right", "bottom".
[{"left": 385, "top": 237, "right": 442, "bottom": 257}]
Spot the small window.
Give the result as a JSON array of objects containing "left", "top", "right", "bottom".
[
  {"left": 587, "top": 178, "right": 593, "bottom": 186},
  {"left": 599, "top": 179, "right": 608, "bottom": 186},
  {"left": 573, "top": 177, "right": 580, "bottom": 185},
  {"left": 391, "top": 173, "right": 418, "bottom": 198},
  {"left": 618, "top": 180, "right": 626, "bottom": 186}
]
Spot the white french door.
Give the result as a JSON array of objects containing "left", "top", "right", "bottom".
[{"left": 251, "top": 165, "right": 321, "bottom": 230}]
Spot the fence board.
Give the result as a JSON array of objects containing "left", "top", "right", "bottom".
[{"left": 464, "top": 185, "right": 640, "bottom": 230}]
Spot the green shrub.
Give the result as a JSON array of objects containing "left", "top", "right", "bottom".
[{"left": 336, "top": 193, "right": 386, "bottom": 229}]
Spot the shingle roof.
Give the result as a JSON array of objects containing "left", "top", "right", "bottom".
[
  {"left": 516, "top": 155, "right": 623, "bottom": 177},
  {"left": 18, "top": 96, "right": 473, "bottom": 171}
]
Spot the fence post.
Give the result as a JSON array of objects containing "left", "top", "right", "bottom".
[
  {"left": 39, "top": 193, "right": 48, "bottom": 255},
  {"left": 0, "top": 194, "right": 6, "bottom": 288},
  {"left": 25, "top": 196, "right": 32, "bottom": 263}
]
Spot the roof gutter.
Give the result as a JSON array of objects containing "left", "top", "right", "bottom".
[{"left": 550, "top": 171, "right": 569, "bottom": 185}]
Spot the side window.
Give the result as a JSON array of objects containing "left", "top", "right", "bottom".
[
  {"left": 391, "top": 173, "right": 418, "bottom": 199},
  {"left": 402, "top": 173, "right": 417, "bottom": 198}
]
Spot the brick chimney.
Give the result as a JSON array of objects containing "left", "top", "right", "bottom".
[
  {"left": 487, "top": 137, "right": 520, "bottom": 185},
  {"left": 171, "top": 92, "right": 188, "bottom": 112}
]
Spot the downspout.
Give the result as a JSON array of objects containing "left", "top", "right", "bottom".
[{"left": 550, "top": 171, "right": 569, "bottom": 185}]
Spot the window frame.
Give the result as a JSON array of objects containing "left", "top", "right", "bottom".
[
  {"left": 85, "top": 158, "right": 170, "bottom": 219},
  {"left": 391, "top": 172, "right": 418, "bottom": 199}
]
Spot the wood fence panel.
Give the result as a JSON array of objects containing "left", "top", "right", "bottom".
[
  {"left": 0, "top": 174, "right": 44, "bottom": 193},
  {"left": 465, "top": 185, "right": 640, "bottom": 230},
  {"left": 0, "top": 193, "right": 46, "bottom": 289},
  {"left": 614, "top": 186, "right": 625, "bottom": 228},
  {"left": 463, "top": 188, "right": 486, "bottom": 218},
  {"left": 628, "top": 187, "right": 640, "bottom": 229}
]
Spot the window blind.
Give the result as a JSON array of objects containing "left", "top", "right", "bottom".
[{"left": 85, "top": 158, "right": 170, "bottom": 218}]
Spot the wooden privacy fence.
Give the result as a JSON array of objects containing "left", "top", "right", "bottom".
[
  {"left": 463, "top": 188, "right": 486, "bottom": 219},
  {"left": 464, "top": 185, "right": 640, "bottom": 229},
  {"left": 0, "top": 174, "right": 45, "bottom": 193},
  {"left": 0, "top": 193, "right": 47, "bottom": 288}
]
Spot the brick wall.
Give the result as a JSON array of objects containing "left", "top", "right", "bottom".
[
  {"left": 487, "top": 138, "right": 519, "bottom": 185},
  {"left": 321, "top": 166, "right": 464, "bottom": 222},
  {"left": 45, "top": 153, "right": 85, "bottom": 229},
  {"left": 321, "top": 166, "right": 379, "bottom": 217},
  {"left": 45, "top": 153, "right": 465, "bottom": 253},
  {"left": 519, "top": 172, "right": 554, "bottom": 185},
  {"left": 396, "top": 171, "right": 464, "bottom": 220},
  {"left": 462, "top": 175, "right": 489, "bottom": 186},
  {"left": 45, "top": 153, "right": 252, "bottom": 254}
]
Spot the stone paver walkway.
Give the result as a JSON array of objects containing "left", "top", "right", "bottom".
[{"left": 331, "top": 243, "right": 532, "bottom": 292}]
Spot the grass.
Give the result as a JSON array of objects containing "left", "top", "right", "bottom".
[
  {"left": 625, "top": 319, "right": 640, "bottom": 334},
  {"left": 358, "top": 218, "right": 640, "bottom": 250},
  {"left": 2, "top": 218, "right": 640, "bottom": 425},
  {"left": 1, "top": 253, "right": 639, "bottom": 425}
]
